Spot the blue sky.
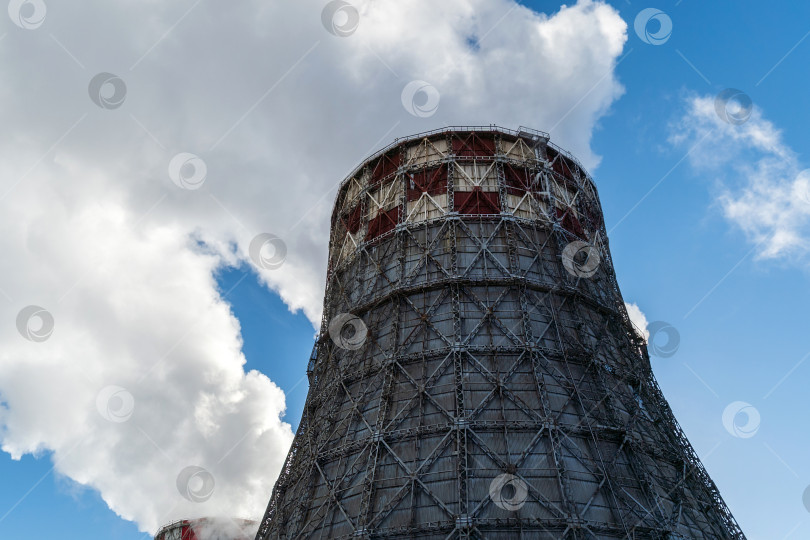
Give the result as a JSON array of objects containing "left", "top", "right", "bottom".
[{"left": 1, "top": 1, "right": 809, "bottom": 539}]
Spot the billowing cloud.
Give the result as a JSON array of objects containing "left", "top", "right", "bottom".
[
  {"left": 671, "top": 93, "right": 810, "bottom": 260},
  {"left": 0, "top": 0, "right": 627, "bottom": 534},
  {"left": 625, "top": 302, "right": 650, "bottom": 341},
  {"left": 190, "top": 517, "right": 260, "bottom": 540}
]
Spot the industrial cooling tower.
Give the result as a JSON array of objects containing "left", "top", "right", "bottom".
[{"left": 256, "top": 127, "right": 745, "bottom": 539}]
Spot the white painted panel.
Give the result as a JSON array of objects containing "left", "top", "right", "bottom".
[
  {"left": 455, "top": 162, "right": 498, "bottom": 192},
  {"left": 507, "top": 193, "right": 548, "bottom": 220},
  {"left": 406, "top": 138, "right": 449, "bottom": 166},
  {"left": 366, "top": 179, "right": 400, "bottom": 220},
  {"left": 405, "top": 193, "right": 447, "bottom": 223},
  {"left": 502, "top": 137, "right": 535, "bottom": 162}
]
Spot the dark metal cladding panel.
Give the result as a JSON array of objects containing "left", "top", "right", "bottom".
[{"left": 256, "top": 127, "right": 745, "bottom": 540}]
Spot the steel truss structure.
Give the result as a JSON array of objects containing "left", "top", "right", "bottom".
[{"left": 256, "top": 127, "right": 745, "bottom": 539}]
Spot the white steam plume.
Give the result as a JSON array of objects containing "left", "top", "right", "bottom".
[{"left": 0, "top": 0, "right": 627, "bottom": 534}]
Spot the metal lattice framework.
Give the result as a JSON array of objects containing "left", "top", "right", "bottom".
[{"left": 256, "top": 126, "right": 745, "bottom": 540}]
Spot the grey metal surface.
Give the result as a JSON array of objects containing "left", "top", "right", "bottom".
[{"left": 256, "top": 127, "right": 745, "bottom": 539}]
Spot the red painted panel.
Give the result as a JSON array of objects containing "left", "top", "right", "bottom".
[
  {"left": 370, "top": 150, "right": 401, "bottom": 185},
  {"left": 503, "top": 165, "right": 534, "bottom": 195},
  {"left": 454, "top": 188, "right": 500, "bottom": 215},
  {"left": 406, "top": 164, "right": 448, "bottom": 201},
  {"left": 556, "top": 208, "right": 586, "bottom": 239},
  {"left": 342, "top": 204, "right": 363, "bottom": 234},
  {"left": 367, "top": 207, "right": 400, "bottom": 240},
  {"left": 451, "top": 132, "right": 496, "bottom": 158},
  {"left": 182, "top": 524, "right": 197, "bottom": 540},
  {"left": 548, "top": 149, "right": 576, "bottom": 180}
]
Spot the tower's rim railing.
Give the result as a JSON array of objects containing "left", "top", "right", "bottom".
[{"left": 333, "top": 124, "right": 592, "bottom": 199}]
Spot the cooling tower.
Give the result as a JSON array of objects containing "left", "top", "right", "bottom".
[{"left": 256, "top": 127, "right": 745, "bottom": 539}]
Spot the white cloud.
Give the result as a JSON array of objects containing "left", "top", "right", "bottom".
[
  {"left": 625, "top": 302, "right": 650, "bottom": 341},
  {"left": 190, "top": 517, "right": 259, "bottom": 540},
  {"left": 0, "top": 0, "right": 627, "bottom": 534},
  {"left": 672, "top": 94, "right": 810, "bottom": 260}
]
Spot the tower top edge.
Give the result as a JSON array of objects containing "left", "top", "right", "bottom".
[{"left": 332, "top": 125, "right": 592, "bottom": 210}]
